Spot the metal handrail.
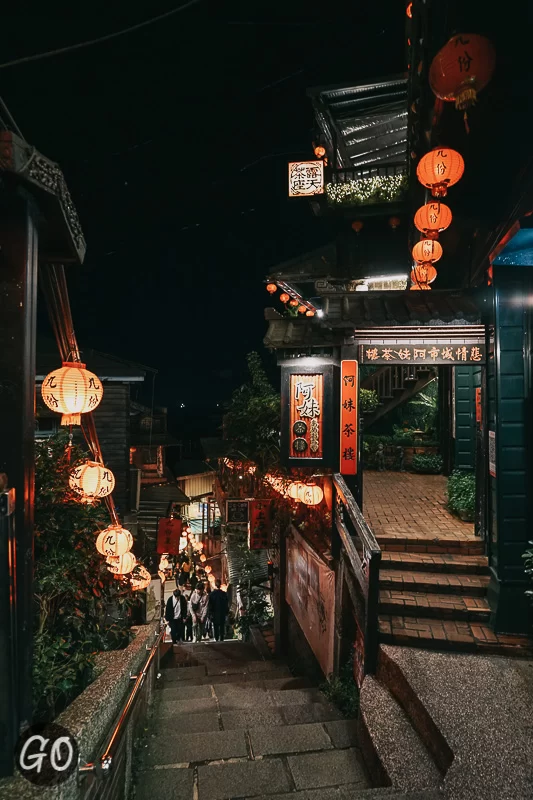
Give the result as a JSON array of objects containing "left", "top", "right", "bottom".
[{"left": 79, "top": 623, "right": 165, "bottom": 776}]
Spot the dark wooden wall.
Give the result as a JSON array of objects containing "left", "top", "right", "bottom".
[
  {"left": 92, "top": 383, "right": 131, "bottom": 515},
  {"left": 454, "top": 365, "right": 481, "bottom": 471}
]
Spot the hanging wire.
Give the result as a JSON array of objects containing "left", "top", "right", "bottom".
[
  {"left": 0, "top": 94, "right": 25, "bottom": 139},
  {"left": 0, "top": 0, "right": 202, "bottom": 71}
]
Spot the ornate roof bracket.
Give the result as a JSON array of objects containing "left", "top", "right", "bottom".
[{"left": 0, "top": 131, "right": 86, "bottom": 264}]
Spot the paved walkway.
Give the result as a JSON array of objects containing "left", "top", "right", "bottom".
[{"left": 364, "top": 472, "right": 474, "bottom": 541}]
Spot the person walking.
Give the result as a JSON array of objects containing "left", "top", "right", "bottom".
[
  {"left": 209, "top": 579, "right": 229, "bottom": 642},
  {"left": 165, "top": 588, "right": 187, "bottom": 644},
  {"left": 189, "top": 582, "right": 209, "bottom": 642}
]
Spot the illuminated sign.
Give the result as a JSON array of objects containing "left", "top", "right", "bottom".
[
  {"left": 288, "top": 161, "right": 324, "bottom": 197},
  {"left": 289, "top": 373, "right": 323, "bottom": 459},
  {"left": 340, "top": 360, "right": 358, "bottom": 475},
  {"left": 360, "top": 343, "right": 485, "bottom": 365}
]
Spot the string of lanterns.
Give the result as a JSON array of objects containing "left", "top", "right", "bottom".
[{"left": 265, "top": 283, "right": 316, "bottom": 317}]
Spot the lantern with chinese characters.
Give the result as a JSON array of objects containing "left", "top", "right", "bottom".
[
  {"left": 69, "top": 461, "right": 115, "bottom": 503},
  {"left": 96, "top": 525, "right": 133, "bottom": 557},
  {"left": 107, "top": 552, "right": 137, "bottom": 575},
  {"left": 410, "top": 282, "right": 431, "bottom": 290},
  {"left": 279, "top": 293, "right": 290, "bottom": 304},
  {"left": 289, "top": 299, "right": 299, "bottom": 307},
  {"left": 411, "top": 264, "right": 437, "bottom": 286},
  {"left": 429, "top": 34, "right": 495, "bottom": 111},
  {"left": 416, "top": 148, "right": 464, "bottom": 197},
  {"left": 298, "top": 305, "right": 307, "bottom": 314},
  {"left": 414, "top": 202, "right": 452, "bottom": 239},
  {"left": 130, "top": 565, "right": 151, "bottom": 591},
  {"left": 299, "top": 483, "right": 324, "bottom": 506},
  {"left": 41, "top": 362, "right": 103, "bottom": 425},
  {"left": 266, "top": 283, "right": 277, "bottom": 294},
  {"left": 412, "top": 239, "right": 443, "bottom": 264},
  {"left": 288, "top": 481, "right": 304, "bottom": 501},
  {"left": 351, "top": 220, "right": 364, "bottom": 234}
]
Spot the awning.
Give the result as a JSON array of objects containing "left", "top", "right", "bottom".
[{"left": 140, "top": 483, "right": 190, "bottom": 505}]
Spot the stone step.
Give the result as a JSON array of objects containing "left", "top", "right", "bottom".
[
  {"left": 378, "top": 537, "right": 484, "bottom": 556},
  {"left": 380, "top": 551, "right": 489, "bottom": 574},
  {"left": 379, "top": 589, "right": 490, "bottom": 622},
  {"left": 250, "top": 788, "right": 443, "bottom": 800},
  {"left": 378, "top": 615, "right": 533, "bottom": 655},
  {"left": 379, "top": 569, "right": 489, "bottom": 597},
  {"left": 358, "top": 675, "right": 442, "bottom": 792},
  {"left": 161, "top": 662, "right": 292, "bottom": 684}
]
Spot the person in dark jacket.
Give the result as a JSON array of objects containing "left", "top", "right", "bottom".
[
  {"left": 208, "top": 579, "right": 229, "bottom": 642},
  {"left": 165, "top": 588, "right": 187, "bottom": 644}
]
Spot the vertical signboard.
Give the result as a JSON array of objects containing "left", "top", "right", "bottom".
[
  {"left": 248, "top": 499, "right": 272, "bottom": 550},
  {"left": 475, "top": 387, "right": 482, "bottom": 424},
  {"left": 340, "top": 360, "right": 358, "bottom": 475},
  {"left": 289, "top": 373, "right": 324, "bottom": 460},
  {"left": 226, "top": 500, "right": 249, "bottom": 525},
  {"left": 488, "top": 430, "right": 496, "bottom": 478},
  {"left": 156, "top": 517, "right": 182, "bottom": 554}
]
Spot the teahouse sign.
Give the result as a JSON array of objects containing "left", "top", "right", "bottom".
[
  {"left": 359, "top": 343, "right": 485, "bottom": 365},
  {"left": 288, "top": 161, "right": 324, "bottom": 197}
]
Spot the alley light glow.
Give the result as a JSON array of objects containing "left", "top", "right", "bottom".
[
  {"left": 326, "top": 173, "right": 408, "bottom": 207},
  {"left": 316, "top": 309, "right": 324, "bottom": 318}
]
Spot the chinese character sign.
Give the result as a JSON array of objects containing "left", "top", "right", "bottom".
[
  {"left": 360, "top": 343, "right": 485, "bottom": 365},
  {"left": 226, "top": 500, "right": 249, "bottom": 524},
  {"left": 340, "top": 360, "right": 358, "bottom": 475},
  {"left": 289, "top": 374, "right": 323, "bottom": 459},
  {"left": 156, "top": 517, "right": 182, "bottom": 555},
  {"left": 288, "top": 161, "right": 324, "bottom": 197},
  {"left": 248, "top": 499, "right": 273, "bottom": 550}
]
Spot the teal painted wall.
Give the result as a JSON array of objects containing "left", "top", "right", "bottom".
[{"left": 453, "top": 366, "right": 478, "bottom": 470}]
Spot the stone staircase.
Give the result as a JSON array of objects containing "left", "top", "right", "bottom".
[
  {"left": 361, "top": 365, "right": 436, "bottom": 427},
  {"left": 133, "top": 640, "right": 442, "bottom": 800}
]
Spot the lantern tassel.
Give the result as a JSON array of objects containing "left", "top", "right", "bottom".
[
  {"left": 463, "top": 110, "right": 470, "bottom": 135},
  {"left": 66, "top": 427, "right": 73, "bottom": 463}
]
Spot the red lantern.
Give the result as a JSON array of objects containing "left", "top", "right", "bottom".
[
  {"left": 411, "top": 264, "right": 437, "bottom": 285},
  {"left": 266, "top": 283, "right": 277, "bottom": 294},
  {"left": 306, "top": 310, "right": 315, "bottom": 317},
  {"left": 414, "top": 202, "right": 452, "bottom": 238},
  {"left": 298, "top": 305, "right": 307, "bottom": 314},
  {"left": 412, "top": 239, "right": 443, "bottom": 264},
  {"left": 429, "top": 34, "right": 495, "bottom": 111},
  {"left": 406, "top": 2, "right": 412, "bottom": 17},
  {"left": 279, "top": 293, "right": 290, "bottom": 304},
  {"left": 388, "top": 216, "right": 401, "bottom": 230},
  {"left": 314, "top": 145, "right": 326, "bottom": 158},
  {"left": 351, "top": 220, "right": 364, "bottom": 234},
  {"left": 416, "top": 148, "right": 464, "bottom": 197},
  {"left": 410, "top": 282, "right": 431, "bottom": 291},
  {"left": 289, "top": 299, "right": 299, "bottom": 307}
]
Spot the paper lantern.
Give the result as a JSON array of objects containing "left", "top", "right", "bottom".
[
  {"left": 414, "top": 202, "right": 452, "bottom": 238},
  {"left": 411, "top": 264, "right": 437, "bottom": 286},
  {"left": 388, "top": 216, "right": 401, "bottom": 230},
  {"left": 200, "top": 554, "right": 207, "bottom": 563},
  {"left": 289, "top": 299, "right": 299, "bottom": 307},
  {"left": 306, "top": 310, "right": 315, "bottom": 317},
  {"left": 412, "top": 239, "right": 443, "bottom": 264},
  {"left": 406, "top": 2, "right": 412, "bottom": 17},
  {"left": 96, "top": 525, "right": 133, "bottom": 557},
  {"left": 314, "top": 145, "right": 326, "bottom": 158},
  {"left": 131, "top": 565, "right": 151, "bottom": 591},
  {"left": 204, "top": 565, "right": 212, "bottom": 574},
  {"left": 41, "top": 362, "right": 103, "bottom": 425},
  {"left": 69, "top": 461, "right": 115, "bottom": 503},
  {"left": 351, "top": 220, "right": 363, "bottom": 234},
  {"left": 279, "top": 293, "right": 290, "bottom": 304},
  {"left": 410, "top": 282, "right": 431, "bottom": 291},
  {"left": 266, "top": 283, "right": 277, "bottom": 294},
  {"left": 299, "top": 483, "right": 324, "bottom": 506},
  {"left": 298, "top": 305, "right": 307, "bottom": 314},
  {"left": 107, "top": 552, "right": 137, "bottom": 575},
  {"left": 429, "top": 34, "right": 495, "bottom": 111},
  {"left": 288, "top": 482, "right": 304, "bottom": 501},
  {"left": 416, "top": 148, "right": 464, "bottom": 197}
]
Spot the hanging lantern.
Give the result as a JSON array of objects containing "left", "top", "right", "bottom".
[
  {"left": 279, "top": 293, "right": 290, "bottom": 304},
  {"left": 41, "top": 362, "right": 103, "bottom": 425},
  {"left": 69, "top": 461, "right": 115, "bottom": 503},
  {"left": 288, "top": 482, "right": 304, "bottom": 501},
  {"left": 266, "top": 283, "right": 277, "bottom": 294},
  {"left": 299, "top": 483, "right": 324, "bottom": 506},
  {"left": 351, "top": 220, "right": 364, "bottom": 234},
  {"left": 200, "top": 554, "right": 207, "bottom": 563},
  {"left": 414, "top": 202, "right": 452, "bottom": 238},
  {"left": 388, "top": 216, "right": 401, "bottom": 230},
  {"left": 487, "top": 264, "right": 493, "bottom": 286},
  {"left": 416, "top": 148, "right": 464, "bottom": 197},
  {"left": 204, "top": 565, "right": 212, "bottom": 574},
  {"left": 107, "top": 552, "right": 137, "bottom": 575},
  {"left": 306, "top": 310, "right": 315, "bottom": 317},
  {"left": 131, "top": 565, "right": 151, "bottom": 591},
  {"left": 412, "top": 239, "right": 443, "bottom": 264},
  {"left": 406, "top": 2, "right": 412, "bottom": 17},
  {"left": 410, "top": 282, "right": 431, "bottom": 291},
  {"left": 96, "top": 525, "right": 133, "bottom": 557},
  {"left": 411, "top": 264, "right": 437, "bottom": 286},
  {"left": 314, "top": 145, "right": 326, "bottom": 158},
  {"left": 298, "top": 305, "right": 307, "bottom": 314},
  {"left": 289, "top": 299, "right": 299, "bottom": 307},
  {"left": 429, "top": 34, "right": 495, "bottom": 112}
]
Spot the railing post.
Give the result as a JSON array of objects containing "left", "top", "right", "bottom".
[{"left": 364, "top": 550, "right": 382, "bottom": 675}]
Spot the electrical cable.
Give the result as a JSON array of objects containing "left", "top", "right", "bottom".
[
  {"left": 0, "top": 95, "right": 24, "bottom": 139},
  {"left": 0, "top": 0, "right": 202, "bottom": 71}
]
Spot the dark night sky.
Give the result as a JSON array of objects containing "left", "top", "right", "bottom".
[{"left": 2, "top": 0, "right": 405, "bottom": 435}]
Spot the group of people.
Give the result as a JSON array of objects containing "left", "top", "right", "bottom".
[{"left": 165, "top": 579, "right": 229, "bottom": 644}]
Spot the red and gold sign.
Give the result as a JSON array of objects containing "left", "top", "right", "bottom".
[
  {"left": 475, "top": 387, "right": 482, "bottom": 424},
  {"left": 156, "top": 517, "right": 183, "bottom": 555},
  {"left": 340, "top": 361, "right": 358, "bottom": 475},
  {"left": 289, "top": 374, "right": 323, "bottom": 459},
  {"left": 249, "top": 499, "right": 273, "bottom": 550}
]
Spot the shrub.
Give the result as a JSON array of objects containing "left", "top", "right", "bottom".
[
  {"left": 523, "top": 544, "right": 533, "bottom": 609},
  {"left": 411, "top": 453, "right": 443, "bottom": 474},
  {"left": 360, "top": 389, "right": 379, "bottom": 414},
  {"left": 320, "top": 656, "right": 359, "bottom": 718},
  {"left": 447, "top": 470, "right": 476, "bottom": 519}
]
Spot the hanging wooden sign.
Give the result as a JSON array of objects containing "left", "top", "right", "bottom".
[
  {"left": 156, "top": 517, "right": 182, "bottom": 555},
  {"left": 475, "top": 387, "right": 482, "bottom": 424},
  {"left": 289, "top": 373, "right": 324, "bottom": 460},
  {"left": 340, "top": 360, "right": 358, "bottom": 475},
  {"left": 360, "top": 343, "right": 485, "bottom": 365},
  {"left": 226, "top": 500, "right": 249, "bottom": 525},
  {"left": 248, "top": 499, "right": 273, "bottom": 550}
]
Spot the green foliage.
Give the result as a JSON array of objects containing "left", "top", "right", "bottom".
[
  {"left": 223, "top": 352, "right": 280, "bottom": 471},
  {"left": 447, "top": 470, "right": 476, "bottom": 518},
  {"left": 320, "top": 656, "right": 359, "bottom": 718},
  {"left": 411, "top": 453, "right": 443, "bottom": 474},
  {"left": 33, "top": 433, "right": 134, "bottom": 721},
  {"left": 400, "top": 379, "right": 438, "bottom": 434},
  {"left": 233, "top": 589, "right": 273, "bottom": 641},
  {"left": 522, "top": 543, "right": 533, "bottom": 606},
  {"left": 391, "top": 425, "right": 414, "bottom": 445},
  {"left": 359, "top": 388, "right": 379, "bottom": 414}
]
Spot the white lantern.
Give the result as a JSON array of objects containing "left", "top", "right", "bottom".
[
  {"left": 131, "top": 565, "right": 151, "bottom": 591},
  {"left": 96, "top": 525, "right": 133, "bottom": 557},
  {"left": 107, "top": 552, "right": 136, "bottom": 575}
]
